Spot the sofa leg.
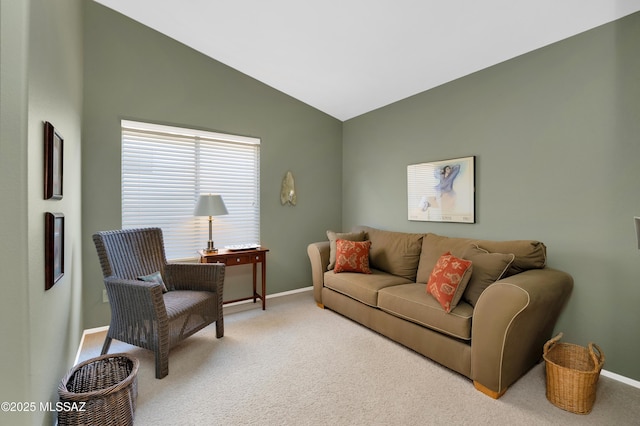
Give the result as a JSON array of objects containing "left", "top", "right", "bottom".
[
  {"left": 474, "top": 381, "right": 507, "bottom": 399},
  {"left": 316, "top": 302, "right": 324, "bottom": 309}
]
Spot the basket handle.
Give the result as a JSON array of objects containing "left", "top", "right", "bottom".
[
  {"left": 588, "top": 342, "right": 605, "bottom": 372},
  {"left": 544, "top": 332, "right": 563, "bottom": 356}
]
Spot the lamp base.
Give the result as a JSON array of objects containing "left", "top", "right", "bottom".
[{"left": 203, "top": 241, "right": 217, "bottom": 254}]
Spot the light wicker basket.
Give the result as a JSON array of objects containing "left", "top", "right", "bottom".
[
  {"left": 543, "top": 333, "right": 604, "bottom": 414},
  {"left": 57, "top": 353, "right": 139, "bottom": 426}
]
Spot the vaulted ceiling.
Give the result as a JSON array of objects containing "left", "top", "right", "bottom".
[{"left": 94, "top": 0, "right": 640, "bottom": 121}]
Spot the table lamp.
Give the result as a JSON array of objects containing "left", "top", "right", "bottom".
[{"left": 194, "top": 194, "right": 228, "bottom": 253}]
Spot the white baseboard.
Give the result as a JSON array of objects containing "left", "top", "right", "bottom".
[
  {"left": 222, "top": 286, "right": 313, "bottom": 314},
  {"left": 601, "top": 369, "right": 640, "bottom": 389},
  {"left": 224, "top": 285, "right": 312, "bottom": 307},
  {"left": 268, "top": 285, "right": 313, "bottom": 297},
  {"left": 74, "top": 325, "right": 109, "bottom": 365}
]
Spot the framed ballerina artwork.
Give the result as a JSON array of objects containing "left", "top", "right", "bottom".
[{"left": 407, "top": 156, "right": 475, "bottom": 223}]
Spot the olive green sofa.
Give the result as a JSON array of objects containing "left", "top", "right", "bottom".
[{"left": 307, "top": 226, "right": 573, "bottom": 398}]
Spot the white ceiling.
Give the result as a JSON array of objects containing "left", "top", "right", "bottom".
[{"left": 94, "top": 0, "right": 640, "bottom": 121}]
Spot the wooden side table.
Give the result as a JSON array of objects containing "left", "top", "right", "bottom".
[{"left": 199, "top": 247, "right": 269, "bottom": 310}]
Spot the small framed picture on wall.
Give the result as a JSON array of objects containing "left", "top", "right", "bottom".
[
  {"left": 44, "top": 121, "right": 63, "bottom": 200},
  {"left": 45, "top": 212, "right": 64, "bottom": 290}
]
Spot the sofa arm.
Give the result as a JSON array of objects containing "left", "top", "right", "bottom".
[
  {"left": 470, "top": 268, "right": 573, "bottom": 397},
  {"left": 307, "top": 241, "right": 330, "bottom": 305}
]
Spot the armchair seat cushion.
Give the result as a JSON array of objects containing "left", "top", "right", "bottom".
[{"left": 163, "top": 290, "right": 217, "bottom": 319}]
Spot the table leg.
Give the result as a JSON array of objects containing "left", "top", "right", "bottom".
[
  {"left": 261, "top": 259, "right": 266, "bottom": 310},
  {"left": 252, "top": 262, "right": 257, "bottom": 304}
]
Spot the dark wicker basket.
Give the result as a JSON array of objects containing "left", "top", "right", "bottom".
[
  {"left": 543, "top": 333, "right": 604, "bottom": 415},
  {"left": 57, "top": 353, "right": 139, "bottom": 426}
]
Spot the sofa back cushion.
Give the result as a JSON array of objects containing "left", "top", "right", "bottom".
[
  {"left": 416, "top": 233, "right": 547, "bottom": 283},
  {"left": 353, "top": 226, "right": 423, "bottom": 281},
  {"left": 460, "top": 244, "right": 515, "bottom": 307},
  {"left": 416, "top": 233, "right": 475, "bottom": 283},
  {"left": 474, "top": 239, "right": 546, "bottom": 276},
  {"left": 326, "top": 230, "right": 367, "bottom": 270}
]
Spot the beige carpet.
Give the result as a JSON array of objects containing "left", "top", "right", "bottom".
[{"left": 78, "top": 290, "right": 640, "bottom": 425}]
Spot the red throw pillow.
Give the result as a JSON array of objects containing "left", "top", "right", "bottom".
[
  {"left": 426, "top": 252, "right": 473, "bottom": 313},
  {"left": 334, "top": 239, "right": 372, "bottom": 274}
]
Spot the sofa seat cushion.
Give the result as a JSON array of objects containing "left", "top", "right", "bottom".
[
  {"left": 324, "top": 269, "right": 412, "bottom": 307},
  {"left": 377, "top": 283, "right": 474, "bottom": 340}
]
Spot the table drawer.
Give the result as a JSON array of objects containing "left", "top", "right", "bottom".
[
  {"left": 200, "top": 255, "right": 224, "bottom": 264},
  {"left": 225, "top": 253, "right": 253, "bottom": 266}
]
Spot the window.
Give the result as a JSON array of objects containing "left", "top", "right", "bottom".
[{"left": 121, "top": 120, "right": 260, "bottom": 260}]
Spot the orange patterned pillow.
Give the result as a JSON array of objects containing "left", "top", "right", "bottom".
[
  {"left": 334, "top": 239, "right": 372, "bottom": 274},
  {"left": 426, "top": 252, "right": 473, "bottom": 313}
]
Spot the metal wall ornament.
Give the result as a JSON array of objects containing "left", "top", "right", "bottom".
[{"left": 280, "top": 171, "right": 297, "bottom": 206}]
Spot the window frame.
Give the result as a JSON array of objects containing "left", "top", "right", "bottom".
[{"left": 121, "top": 120, "right": 261, "bottom": 260}]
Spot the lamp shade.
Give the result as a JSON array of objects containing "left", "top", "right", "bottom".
[{"left": 194, "top": 194, "right": 228, "bottom": 217}]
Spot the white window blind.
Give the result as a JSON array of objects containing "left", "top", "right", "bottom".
[{"left": 121, "top": 120, "right": 260, "bottom": 260}]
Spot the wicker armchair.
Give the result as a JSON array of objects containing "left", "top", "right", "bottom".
[{"left": 93, "top": 227, "right": 225, "bottom": 379}]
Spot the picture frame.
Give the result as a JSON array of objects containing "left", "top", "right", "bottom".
[
  {"left": 45, "top": 212, "right": 64, "bottom": 290},
  {"left": 407, "top": 156, "right": 475, "bottom": 223},
  {"left": 44, "top": 121, "right": 63, "bottom": 200}
]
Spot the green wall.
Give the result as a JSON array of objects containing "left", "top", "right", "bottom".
[
  {"left": 81, "top": 2, "right": 343, "bottom": 328},
  {"left": 343, "top": 13, "right": 640, "bottom": 380},
  {"left": 1, "top": 0, "right": 84, "bottom": 424},
  {"left": 0, "top": 1, "right": 30, "bottom": 423}
]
